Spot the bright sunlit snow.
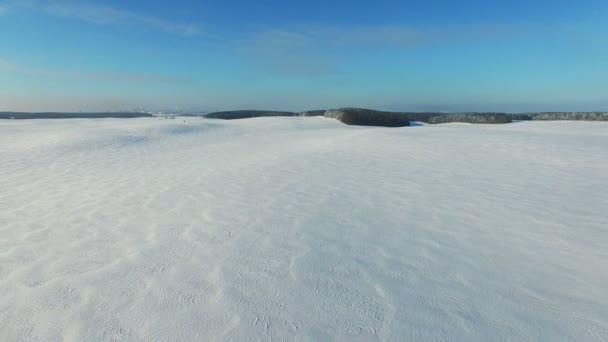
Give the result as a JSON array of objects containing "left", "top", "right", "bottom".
[{"left": 1, "top": 117, "right": 607, "bottom": 341}]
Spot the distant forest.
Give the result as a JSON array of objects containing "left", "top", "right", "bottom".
[
  {"left": 2, "top": 110, "right": 608, "bottom": 127},
  {"left": 203, "top": 109, "right": 608, "bottom": 127}
]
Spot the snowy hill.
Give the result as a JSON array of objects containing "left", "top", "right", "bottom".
[{"left": 1, "top": 117, "right": 607, "bottom": 341}]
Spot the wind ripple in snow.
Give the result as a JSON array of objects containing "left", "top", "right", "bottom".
[{"left": 1, "top": 117, "right": 607, "bottom": 341}]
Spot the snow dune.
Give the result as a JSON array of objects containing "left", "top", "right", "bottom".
[{"left": 1, "top": 117, "right": 607, "bottom": 341}]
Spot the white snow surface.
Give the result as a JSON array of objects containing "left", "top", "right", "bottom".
[{"left": 1, "top": 117, "right": 607, "bottom": 341}]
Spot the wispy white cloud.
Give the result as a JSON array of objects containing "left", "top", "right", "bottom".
[
  {"left": 15, "top": 0, "right": 203, "bottom": 36},
  {"left": 293, "top": 26, "right": 428, "bottom": 48},
  {"left": 242, "top": 24, "right": 530, "bottom": 75},
  {"left": 241, "top": 25, "right": 432, "bottom": 75},
  {"left": 0, "top": 57, "right": 184, "bottom": 83},
  {"left": 242, "top": 29, "right": 338, "bottom": 75}
]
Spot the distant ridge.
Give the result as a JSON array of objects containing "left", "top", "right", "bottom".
[
  {"left": 525, "top": 112, "right": 608, "bottom": 121},
  {"left": 204, "top": 110, "right": 297, "bottom": 120},
  {"left": 203, "top": 108, "right": 608, "bottom": 126},
  {"left": 0, "top": 112, "right": 153, "bottom": 119},
  {"left": 3, "top": 109, "right": 607, "bottom": 124}
]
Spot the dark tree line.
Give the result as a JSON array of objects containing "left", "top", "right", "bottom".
[
  {"left": 204, "top": 110, "right": 296, "bottom": 119},
  {"left": 527, "top": 112, "right": 608, "bottom": 121}
]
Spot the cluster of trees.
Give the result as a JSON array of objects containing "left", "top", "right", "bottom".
[
  {"left": 7, "top": 109, "right": 606, "bottom": 124},
  {"left": 527, "top": 112, "right": 608, "bottom": 121},
  {"left": 0, "top": 112, "right": 153, "bottom": 119},
  {"left": 298, "top": 110, "right": 326, "bottom": 117},
  {"left": 324, "top": 109, "right": 512, "bottom": 126},
  {"left": 204, "top": 110, "right": 297, "bottom": 119},
  {"left": 204, "top": 110, "right": 328, "bottom": 119},
  {"left": 203, "top": 108, "right": 608, "bottom": 127},
  {"left": 324, "top": 108, "right": 411, "bottom": 127},
  {"left": 401, "top": 112, "right": 511, "bottom": 124},
  {"left": 204, "top": 109, "right": 515, "bottom": 126}
]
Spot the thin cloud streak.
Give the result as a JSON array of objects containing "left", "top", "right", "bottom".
[
  {"left": 0, "top": 57, "right": 184, "bottom": 83},
  {"left": 242, "top": 29, "right": 338, "bottom": 75},
  {"left": 242, "top": 24, "right": 534, "bottom": 75},
  {"left": 241, "top": 25, "right": 430, "bottom": 75},
  {"left": 16, "top": 0, "right": 203, "bottom": 36}
]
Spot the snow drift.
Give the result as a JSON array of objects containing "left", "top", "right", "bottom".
[{"left": 1, "top": 117, "right": 607, "bottom": 341}]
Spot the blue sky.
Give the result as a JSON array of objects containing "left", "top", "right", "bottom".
[{"left": 0, "top": 0, "right": 607, "bottom": 112}]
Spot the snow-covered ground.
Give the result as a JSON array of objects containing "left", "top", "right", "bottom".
[{"left": 1, "top": 117, "right": 607, "bottom": 341}]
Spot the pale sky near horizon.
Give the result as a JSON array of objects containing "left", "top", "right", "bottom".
[{"left": 1, "top": 0, "right": 607, "bottom": 112}]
